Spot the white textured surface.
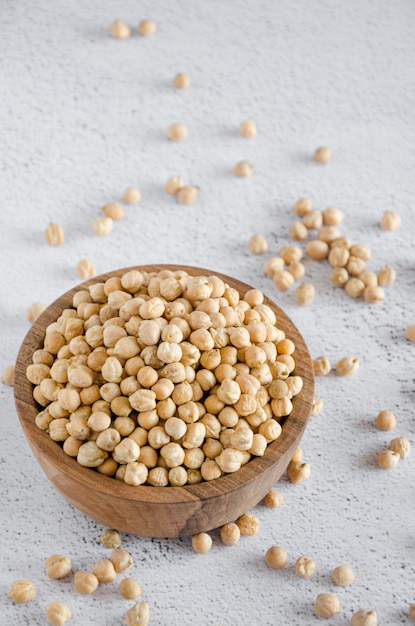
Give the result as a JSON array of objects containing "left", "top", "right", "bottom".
[{"left": 1, "top": 1, "right": 415, "bottom": 624}]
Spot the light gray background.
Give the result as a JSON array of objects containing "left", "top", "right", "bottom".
[{"left": 1, "top": 1, "right": 414, "bottom": 624}]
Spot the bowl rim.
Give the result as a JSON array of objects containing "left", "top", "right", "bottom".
[{"left": 14, "top": 264, "right": 314, "bottom": 506}]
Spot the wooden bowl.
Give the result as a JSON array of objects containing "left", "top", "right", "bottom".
[{"left": 14, "top": 265, "right": 314, "bottom": 538}]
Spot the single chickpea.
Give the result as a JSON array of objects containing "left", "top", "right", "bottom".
[
  {"left": 331, "top": 564, "right": 355, "bottom": 586},
  {"left": 314, "top": 146, "right": 331, "bottom": 164},
  {"left": 294, "top": 197, "right": 312, "bottom": 216},
  {"left": 110, "top": 547, "right": 133, "bottom": 572},
  {"left": 219, "top": 522, "right": 241, "bottom": 546},
  {"left": 263, "top": 489, "right": 284, "bottom": 508},
  {"left": 164, "top": 175, "right": 183, "bottom": 195},
  {"left": 44, "top": 554, "right": 72, "bottom": 579},
  {"left": 289, "top": 220, "right": 308, "bottom": 240},
  {"left": 7, "top": 580, "right": 36, "bottom": 603},
  {"left": 109, "top": 19, "right": 131, "bottom": 39},
  {"left": 73, "top": 571, "right": 99, "bottom": 594},
  {"left": 363, "top": 285, "right": 385, "bottom": 304},
  {"left": 265, "top": 546, "right": 287, "bottom": 569},
  {"left": 389, "top": 436, "right": 410, "bottom": 459},
  {"left": 191, "top": 532, "right": 212, "bottom": 553},
  {"left": 1, "top": 365, "right": 15, "bottom": 386},
  {"left": 177, "top": 185, "right": 198, "bottom": 205},
  {"left": 294, "top": 556, "right": 316, "bottom": 578},
  {"left": 314, "top": 593, "right": 340, "bottom": 618},
  {"left": 287, "top": 461, "right": 311, "bottom": 483},
  {"left": 335, "top": 356, "right": 359, "bottom": 376},
  {"left": 323, "top": 206, "right": 344, "bottom": 225},
  {"left": 92, "top": 216, "right": 113, "bottom": 236},
  {"left": 167, "top": 123, "right": 188, "bottom": 141},
  {"left": 291, "top": 447, "right": 303, "bottom": 462},
  {"left": 377, "top": 449, "right": 400, "bottom": 469},
  {"left": 287, "top": 261, "right": 306, "bottom": 280},
  {"left": 138, "top": 19, "right": 156, "bottom": 36},
  {"left": 345, "top": 277, "right": 365, "bottom": 298},
  {"left": 173, "top": 72, "right": 190, "bottom": 89},
  {"left": 305, "top": 240, "right": 329, "bottom": 260},
  {"left": 239, "top": 119, "right": 257, "bottom": 137},
  {"left": 330, "top": 267, "right": 349, "bottom": 287},
  {"left": 125, "top": 602, "right": 150, "bottom": 626},
  {"left": 248, "top": 234, "right": 268, "bottom": 254},
  {"left": 93, "top": 559, "right": 117, "bottom": 583},
  {"left": 295, "top": 283, "right": 315, "bottom": 306},
  {"left": 405, "top": 324, "right": 415, "bottom": 342},
  {"left": 375, "top": 410, "right": 396, "bottom": 430},
  {"left": 119, "top": 577, "right": 143, "bottom": 600},
  {"left": 350, "top": 609, "right": 378, "bottom": 626},
  {"left": 236, "top": 513, "right": 259, "bottom": 536},
  {"left": 380, "top": 210, "right": 401, "bottom": 230},
  {"left": 45, "top": 222, "right": 64, "bottom": 245},
  {"left": 273, "top": 270, "right": 295, "bottom": 291},
  {"left": 313, "top": 355, "right": 331, "bottom": 376},
  {"left": 76, "top": 259, "right": 96, "bottom": 279},
  {"left": 303, "top": 210, "right": 323, "bottom": 230},
  {"left": 233, "top": 160, "right": 253, "bottom": 177},
  {"left": 27, "top": 301, "right": 47, "bottom": 322},
  {"left": 263, "top": 256, "right": 285, "bottom": 276},
  {"left": 45, "top": 602, "right": 72, "bottom": 626},
  {"left": 102, "top": 201, "right": 124, "bottom": 221},
  {"left": 122, "top": 187, "right": 141, "bottom": 204},
  {"left": 311, "top": 397, "right": 324, "bottom": 416},
  {"left": 100, "top": 528, "right": 122, "bottom": 549}
]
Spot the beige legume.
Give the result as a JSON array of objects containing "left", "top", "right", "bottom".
[
  {"left": 45, "top": 222, "right": 64, "bottom": 245},
  {"left": 45, "top": 602, "right": 72, "bottom": 626},
  {"left": 138, "top": 19, "right": 156, "bottom": 36},
  {"left": 380, "top": 210, "right": 401, "bottom": 230},
  {"left": 265, "top": 546, "right": 287, "bottom": 569},
  {"left": 7, "top": 580, "right": 36, "bottom": 603},
  {"left": 44, "top": 554, "right": 72, "bottom": 579},
  {"left": 350, "top": 609, "right": 378, "bottom": 626},
  {"left": 314, "top": 593, "right": 340, "bottom": 618},
  {"left": 389, "top": 436, "right": 410, "bottom": 459},
  {"left": 109, "top": 20, "right": 131, "bottom": 39},
  {"left": 239, "top": 119, "right": 257, "bottom": 137},
  {"left": 314, "top": 146, "right": 331, "bottom": 164},
  {"left": 125, "top": 601, "right": 150, "bottom": 626},
  {"left": 248, "top": 234, "right": 268, "bottom": 254},
  {"left": 236, "top": 513, "right": 259, "bottom": 535},
  {"left": 73, "top": 571, "right": 98, "bottom": 594},
  {"left": 377, "top": 449, "right": 400, "bottom": 469},
  {"left": 119, "top": 577, "right": 143, "bottom": 600},
  {"left": 233, "top": 160, "right": 253, "bottom": 177},
  {"left": 331, "top": 564, "right": 355, "bottom": 586},
  {"left": 375, "top": 410, "right": 396, "bottom": 430},
  {"left": 122, "top": 187, "right": 141, "bottom": 204},
  {"left": 167, "top": 123, "right": 188, "bottom": 141},
  {"left": 295, "top": 556, "right": 316, "bottom": 578}
]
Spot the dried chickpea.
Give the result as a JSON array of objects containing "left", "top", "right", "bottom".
[
  {"left": 265, "top": 546, "right": 287, "bottom": 569},
  {"left": 110, "top": 548, "right": 133, "bottom": 573},
  {"left": 109, "top": 19, "right": 131, "bottom": 39},
  {"left": 7, "top": 580, "right": 36, "bottom": 603},
  {"left": 167, "top": 123, "right": 188, "bottom": 141},
  {"left": 45, "top": 222, "right": 64, "bottom": 245},
  {"left": 44, "top": 554, "right": 72, "bottom": 579},
  {"left": 313, "top": 356, "right": 331, "bottom": 376},
  {"left": 314, "top": 146, "right": 331, "bottom": 164},
  {"left": 191, "top": 532, "right": 212, "bottom": 553},
  {"left": 103, "top": 202, "right": 124, "bottom": 220},
  {"left": 263, "top": 256, "right": 285, "bottom": 276},
  {"left": 389, "top": 436, "right": 410, "bottom": 459},
  {"left": 273, "top": 270, "right": 294, "bottom": 291},
  {"left": 76, "top": 259, "right": 96, "bottom": 279},
  {"left": 363, "top": 285, "right": 385, "bottom": 304},
  {"left": 27, "top": 301, "right": 46, "bottom": 322},
  {"left": 323, "top": 206, "right": 344, "bottom": 225},
  {"left": 248, "top": 234, "right": 268, "bottom": 254},
  {"left": 295, "top": 283, "right": 315, "bottom": 306},
  {"left": 239, "top": 119, "right": 257, "bottom": 137},
  {"left": 287, "top": 261, "right": 305, "bottom": 280},
  {"left": 377, "top": 264, "right": 396, "bottom": 286},
  {"left": 219, "top": 522, "right": 241, "bottom": 545},
  {"left": 406, "top": 325, "right": 415, "bottom": 342},
  {"left": 291, "top": 447, "right": 303, "bottom": 462},
  {"left": 92, "top": 216, "right": 113, "bottom": 236},
  {"left": 1, "top": 365, "right": 15, "bottom": 386},
  {"left": 177, "top": 185, "right": 198, "bottom": 205},
  {"left": 173, "top": 72, "right": 190, "bottom": 89},
  {"left": 100, "top": 528, "right": 122, "bottom": 548},
  {"left": 314, "top": 593, "right": 340, "bottom": 618},
  {"left": 73, "top": 571, "right": 98, "bottom": 594},
  {"left": 125, "top": 601, "right": 150, "bottom": 626},
  {"left": 328, "top": 246, "right": 349, "bottom": 268},
  {"left": 377, "top": 449, "right": 400, "bottom": 469},
  {"left": 138, "top": 19, "right": 156, "bottom": 36},
  {"left": 330, "top": 267, "right": 349, "bottom": 287},
  {"left": 294, "top": 197, "right": 312, "bottom": 216},
  {"left": 335, "top": 356, "right": 359, "bottom": 376},
  {"left": 305, "top": 240, "right": 329, "bottom": 260},
  {"left": 263, "top": 489, "right": 284, "bottom": 508},
  {"left": 287, "top": 461, "right": 311, "bottom": 483},
  {"left": 380, "top": 210, "right": 401, "bottom": 230},
  {"left": 45, "top": 602, "right": 72, "bottom": 626},
  {"left": 289, "top": 220, "right": 308, "bottom": 240},
  {"left": 303, "top": 210, "right": 323, "bottom": 230},
  {"left": 122, "top": 187, "right": 141, "bottom": 204},
  {"left": 345, "top": 277, "right": 365, "bottom": 298},
  {"left": 331, "top": 564, "right": 355, "bottom": 586},
  {"left": 375, "top": 410, "right": 396, "bottom": 430},
  {"left": 350, "top": 609, "right": 378, "bottom": 626},
  {"left": 119, "top": 577, "right": 143, "bottom": 600},
  {"left": 311, "top": 396, "right": 324, "bottom": 416},
  {"left": 295, "top": 556, "right": 316, "bottom": 578},
  {"left": 233, "top": 160, "right": 253, "bottom": 177},
  {"left": 236, "top": 513, "right": 259, "bottom": 536},
  {"left": 164, "top": 175, "right": 183, "bottom": 195},
  {"left": 93, "top": 559, "right": 117, "bottom": 583}
]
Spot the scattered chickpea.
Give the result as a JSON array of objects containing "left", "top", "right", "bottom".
[
  {"left": 173, "top": 72, "right": 190, "bottom": 89},
  {"left": 380, "top": 210, "right": 401, "bottom": 231},
  {"left": 219, "top": 522, "right": 241, "bottom": 546},
  {"left": 287, "top": 261, "right": 306, "bottom": 281},
  {"left": 1, "top": 364, "right": 15, "bottom": 386},
  {"left": 74, "top": 571, "right": 99, "bottom": 594},
  {"left": 45, "top": 602, "right": 72, "bottom": 626},
  {"left": 289, "top": 220, "right": 309, "bottom": 240},
  {"left": 110, "top": 547, "right": 133, "bottom": 572},
  {"left": 294, "top": 197, "right": 312, "bottom": 216},
  {"left": 119, "top": 577, "right": 143, "bottom": 600},
  {"left": 236, "top": 513, "right": 260, "bottom": 536},
  {"left": 27, "top": 302, "right": 46, "bottom": 322},
  {"left": 311, "top": 396, "right": 324, "bottom": 416},
  {"left": 294, "top": 555, "right": 316, "bottom": 578},
  {"left": 248, "top": 234, "right": 268, "bottom": 254},
  {"left": 100, "top": 528, "right": 122, "bottom": 548},
  {"left": 125, "top": 602, "right": 150, "bottom": 626},
  {"left": 239, "top": 119, "right": 257, "bottom": 137},
  {"left": 263, "top": 489, "right": 284, "bottom": 508},
  {"left": 331, "top": 564, "right": 355, "bottom": 586},
  {"left": 177, "top": 185, "right": 198, "bottom": 205},
  {"left": 44, "top": 554, "right": 72, "bottom": 579},
  {"left": 330, "top": 267, "right": 349, "bottom": 288},
  {"left": 233, "top": 160, "right": 253, "bottom": 177},
  {"left": 345, "top": 277, "right": 365, "bottom": 298},
  {"left": 122, "top": 187, "right": 141, "bottom": 204},
  {"left": 305, "top": 240, "right": 329, "bottom": 260},
  {"left": 377, "top": 449, "right": 400, "bottom": 469},
  {"left": 191, "top": 532, "right": 212, "bottom": 553},
  {"left": 93, "top": 558, "right": 117, "bottom": 583},
  {"left": 291, "top": 447, "right": 303, "bottom": 463},
  {"left": 273, "top": 270, "right": 295, "bottom": 291},
  {"left": 294, "top": 283, "right": 315, "bottom": 306},
  {"left": 167, "top": 123, "right": 188, "bottom": 141},
  {"left": 363, "top": 285, "right": 385, "bottom": 304},
  {"left": 102, "top": 202, "right": 124, "bottom": 220},
  {"left": 263, "top": 256, "right": 285, "bottom": 276},
  {"left": 109, "top": 19, "right": 131, "bottom": 39},
  {"left": 377, "top": 264, "right": 396, "bottom": 286},
  {"left": 350, "top": 609, "right": 378, "bottom": 626},
  {"left": 77, "top": 259, "right": 96, "bottom": 280},
  {"left": 92, "top": 216, "right": 113, "bottom": 236},
  {"left": 45, "top": 222, "right": 64, "bottom": 245},
  {"left": 409, "top": 605, "right": 415, "bottom": 622},
  {"left": 265, "top": 546, "right": 287, "bottom": 569},
  {"left": 375, "top": 410, "right": 396, "bottom": 431},
  {"left": 287, "top": 461, "right": 311, "bottom": 483},
  {"left": 335, "top": 356, "right": 359, "bottom": 376},
  {"left": 323, "top": 206, "right": 344, "bottom": 225},
  {"left": 138, "top": 19, "right": 157, "bottom": 36},
  {"left": 164, "top": 175, "right": 183, "bottom": 195},
  {"left": 314, "top": 593, "right": 340, "bottom": 618},
  {"left": 389, "top": 436, "right": 410, "bottom": 459},
  {"left": 406, "top": 324, "right": 415, "bottom": 342},
  {"left": 314, "top": 146, "right": 331, "bottom": 164},
  {"left": 7, "top": 580, "right": 36, "bottom": 603},
  {"left": 313, "top": 356, "right": 331, "bottom": 376}
]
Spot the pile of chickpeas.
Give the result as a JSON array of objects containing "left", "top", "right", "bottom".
[{"left": 27, "top": 268, "right": 304, "bottom": 487}]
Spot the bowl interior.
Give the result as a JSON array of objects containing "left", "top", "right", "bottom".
[{"left": 14, "top": 264, "right": 314, "bottom": 537}]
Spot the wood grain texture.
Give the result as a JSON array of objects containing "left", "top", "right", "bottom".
[{"left": 14, "top": 265, "right": 314, "bottom": 537}]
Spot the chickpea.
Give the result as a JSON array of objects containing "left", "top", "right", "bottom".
[
  {"left": 263, "top": 489, "right": 284, "bottom": 508},
  {"left": 45, "top": 602, "right": 72, "bottom": 626},
  {"left": 110, "top": 548, "right": 133, "bottom": 572},
  {"left": 125, "top": 602, "right": 150, "bottom": 626},
  {"left": 377, "top": 449, "right": 400, "bottom": 469},
  {"left": 177, "top": 185, "right": 198, "bottom": 205},
  {"left": 122, "top": 187, "right": 141, "bottom": 204},
  {"left": 332, "top": 564, "right": 355, "bottom": 586},
  {"left": 167, "top": 123, "right": 188, "bottom": 141},
  {"left": 73, "top": 571, "right": 99, "bottom": 594},
  {"left": 380, "top": 210, "right": 400, "bottom": 230},
  {"left": 239, "top": 119, "right": 257, "bottom": 137},
  {"left": 7, "top": 580, "right": 36, "bottom": 603},
  {"left": 265, "top": 546, "right": 287, "bottom": 569},
  {"left": 294, "top": 556, "right": 316, "bottom": 578},
  {"left": 233, "top": 160, "right": 253, "bottom": 177},
  {"left": 173, "top": 73, "right": 190, "bottom": 89},
  {"left": 236, "top": 513, "right": 259, "bottom": 536},
  {"left": 119, "top": 577, "right": 143, "bottom": 600},
  {"left": 109, "top": 19, "right": 131, "bottom": 39},
  {"left": 314, "top": 146, "right": 331, "bottom": 164},
  {"left": 287, "top": 461, "right": 311, "bottom": 483},
  {"left": 93, "top": 559, "right": 117, "bottom": 583},
  {"left": 248, "top": 234, "right": 268, "bottom": 254},
  {"left": 44, "top": 554, "right": 72, "bottom": 579},
  {"left": 314, "top": 593, "right": 340, "bottom": 618},
  {"left": 191, "top": 532, "right": 212, "bottom": 553},
  {"left": 350, "top": 610, "right": 378, "bottom": 626},
  {"left": 389, "top": 436, "right": 410, "bottom": 459},
  {"left": 138, "top": 19, "right": 156, "bottom": 36},
  {"left": 100, "top": 528, "right": 122, "bottom": 548}
]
